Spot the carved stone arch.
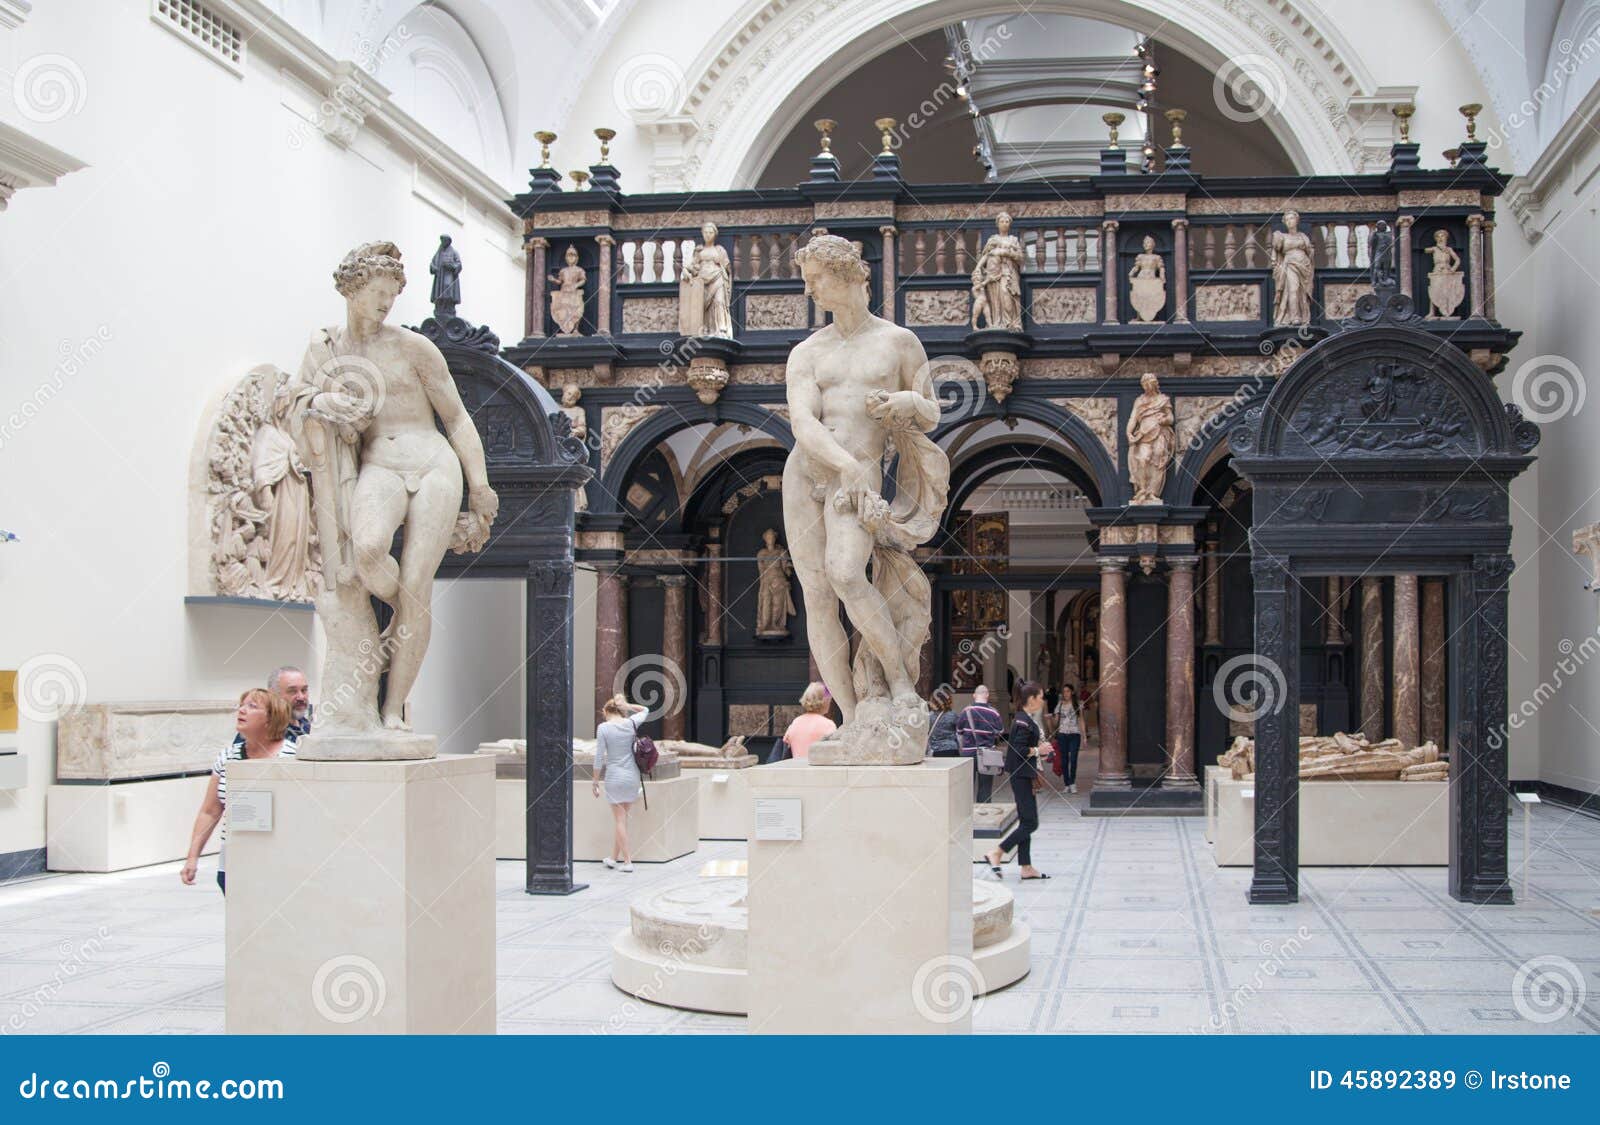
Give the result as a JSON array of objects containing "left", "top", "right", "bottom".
[
  {"left": 932, "top": 396, "right": 1119, "bottom": 506},
  {"left": 944, "top": 440, "right": 1102, "bottom": 524},
  {"left": 659, "top": 0, "right": 1371, "bottom": 188},
  {"left": 595, "top": 400, "right": 794, "bottom": 514},
  {"left": 1169, "top": 384, "right": 1270, "bottom": 506}
]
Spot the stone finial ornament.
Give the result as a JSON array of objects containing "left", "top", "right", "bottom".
[
  {"left": 1103, "top": 111, "right": 1125, "bottom": 148},
  {"left": 535, "top": 130, "right": 556, "bottom": 166},
  {"left": 594, "top": 127, "right": 615, "bottom": 161}
]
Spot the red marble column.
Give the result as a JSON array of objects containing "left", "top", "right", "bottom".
[
  {"left": 1483, "top": 218, "right": 1497, "bottom": 319},
  {"left": 1396, "top": 216, "right": 1414, "bottom": 298},
  {"left": 1101, "top": 219, "right": 1120, "bottom": 324},
  {"left": 595, "top": 568, "right": 628, "bottom": 719},
  {"left": 1170, "top": 218, "right": 1190, "bottom": 323},
  {"left": 879, "top": 225, "right": 898, "bottom": 322},
  {"left": 1164, "top": 558, "right": 1198, "bottom": 786},
  {"left": 1324, "top": 576, "right": 1344, "bottom": 644},
  {"left": 1360, "top": 577, "right": 1385, "bottom": 740},
  {"left": 528, "top": 237, "right": 549, "bottom": 338},
  {"left": 1420, "top": 578, "right": 1446, "bottom": 745},
  {"left": 702, "top": 541, "right": 724, "bottom": 645},
  {"left": 1203, "top": 541, "right": 1222, "bottom": 646},
  {"left": 596, "top": 233, "right": 615, "bottom": 335},
  {"left": 1393, "top": 574, "right": 1420, "bottom": 747},
  {"left": 1097, "top": 557, "right": 1130, "bottom": 787},
  {"left": 660, "top": 575, "right": 688, "bottom": 740},
  {"left": 1468, "top": 213, "right": 1486, "bottom": 318}
]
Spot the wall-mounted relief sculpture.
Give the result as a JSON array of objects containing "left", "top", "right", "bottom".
[
  {"left": 549, "top": 245, "right": 586, "bottom": 336},
  {"left": 679, "top": 221, "right": 734, "bottom": 338},
  {"left": 754, "top": 528, "right": 796, "bottom": 639},
  {"left": 1423, "top": 229, "right": 1464, "bottom": 319},
  {"left": 1127, "top": 373, "right": 1176, "bottom": 505},
  {"left": 1270, "top": 210, "right": 1314, "bottom": 325},
  {"left": 1127, "top": 234, "right": 1167, "bottom": 323},
  {"left": 971, "top": 210, "right": 1024, "bottom": 331},
  {"left": 193, "top": 364, "right": 321, "bottom": 603}
]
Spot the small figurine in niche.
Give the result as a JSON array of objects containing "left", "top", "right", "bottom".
[
  {"left": 1127, "top": 234, "right": 1167, "bottom": 323},
  {"left": 429, "top": 234, "right": 462, "bottom": 319},
  {"left": 1422, "top": 229, "right": 1464, "bottom": 319},
  {"left": 754, "top": 528, "right": 796, "bottom": 638},
  {"left": 549, "top": 245, "right": 587, "bottom": 336}
]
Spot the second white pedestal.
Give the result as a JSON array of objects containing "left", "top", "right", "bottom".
[
  {"left": 747, "top": 758, "right": 971, "bottom": 1034},
  {"left": 47, "top": 777, "right": 217, "bottom": 872},
  {"left": 225, "top": 755, "right": 495, "bottom": 1034},
  {"left": 493, "top": 775, "right": 699, "bottom": 863}
]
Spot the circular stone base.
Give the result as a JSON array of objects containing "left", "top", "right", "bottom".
[{"left": 610, "top": 877, "right": 1031, "bottom": 1015}]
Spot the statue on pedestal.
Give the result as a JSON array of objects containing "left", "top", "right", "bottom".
[
  {"left": 1271, "top": 210, "right": 1315, "bottom": 325},
  {"left": 1126, "top": 372, "right": 1175, "bottom": 506},
  {"left": 288, "top": 241, "right": 498, "bottom": 757},
  {"left": 1423, "top": 229, "right": 1464, "bottom": 318},
  {"left": 1127, "top": 234, "right": 1167, "bottom": 323},
  {"left": 754, "top": 528, "right": 795, "bottom": 638},
  {"left": 549, "top": 245, "right": 586, "bottom": 336},
  {"left": 971, "top": 211, "right": 1023, "bottom": 331},
  {"left": 781, "top": 235, "right": 949, "bottom": 764},
  {"left": 679, "top": 221, "right": 733, "bottom": 338},
  {"left": 428, "top": 234, "right": 461, "bottom": 319}
]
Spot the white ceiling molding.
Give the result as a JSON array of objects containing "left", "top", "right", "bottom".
[
  {"left": 1345, "top": 85, "right": 1419, "bottom": 173},
  {"left": 1504, "top": 75, "right": 1600, "bottom": 241},
  {"left": 1, "top": 0, "right": 33, "bottom": 30},
  {"left": 0, "top": 119, "right": 86, "bottom": 211}
]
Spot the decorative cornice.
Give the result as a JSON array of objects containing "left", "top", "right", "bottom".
[
  {"left": 0, "top": 120, "right": 85, "bottom": 210},
  {"left": 1504, "top": 76, "right": 1600, "bottom": 242}
]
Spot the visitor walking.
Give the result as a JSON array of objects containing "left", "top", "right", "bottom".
[
  {"left": 986, "top": 680, "right": 1049, "bottom": 881},
  {"left": 926, "top": 694, "right": 960, "bottom": 757},
  {"left": 592, "top": 693, "right": 649, "bottom": 871},
  {"left": 182, "top": 688, "right": 299, "bottom": 894},
  {"left": 956, "top": 685, "right": 1005, "bottom": 802},
  {"left": 779, "top": 682, "right": 837, "bottom": 761},
  {"left": 1053, "top": 683, "right": 1082, "bottom": 794}
]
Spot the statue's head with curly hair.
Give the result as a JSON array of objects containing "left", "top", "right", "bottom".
[
  {"left": 795, "top": 234, "right": 871, "bottom": 311},
  {"left": 333, "top": 241, "right": 407, "bottom": 299}
]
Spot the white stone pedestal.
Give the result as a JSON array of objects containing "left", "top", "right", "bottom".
[
  {"left": 1211, "top": 776, "right": 1448, "bottom": 866},
  {"left": 47, "top": 777, "right": 216, "bottom": 872},
  {"left": 695, "top": 767, "right": 754, "bottom": 839},
  {"left": 491, "top": 775, "right": 699, "bottom": 863},
  {"left": 747, "top": 758, "right": 971, "bottom": 1034},
  {"left": 225, "top": 755, "right": 495, "bottom": 1034}
]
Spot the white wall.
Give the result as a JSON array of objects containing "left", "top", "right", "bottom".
[
  {"left": 410, "top": 579, "right": 524, "bottom": 756},
  {"left": 0, "top": 2, "right": 528, "bottom": 860}
]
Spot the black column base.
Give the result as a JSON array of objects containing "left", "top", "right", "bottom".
[
  {"left": 1449, "top": 877, "right": 1513, "bottom": 906},
  {"left": 1247, "top": 877, "right": 1298, "bottom": 904},
  {"left": 527, "top": 878, "right": 589, "bottom": 897}
]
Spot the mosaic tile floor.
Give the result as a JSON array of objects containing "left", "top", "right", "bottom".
[{"left": 2, "top": 780, "right": 1597, "bottom": 1035}]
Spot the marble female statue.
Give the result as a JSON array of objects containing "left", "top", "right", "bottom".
[
  {"left": 1422, "top": 229, "right": 1464, "bottom": 319},
  {"left": 549, "top": 245, "right": 586, "bottom": 336},
  {"left": 781, "top": 235, "right": 949, "bottom": 763},
  {"left": 428, "top": 233, "right": 461, "bottom": 318},
  {"left": 1270, "top": 210, "right": 1315, "bottom": 325},
  {"left": 1127, "top": 234, "right": 1167, "bottom": 323},
  {"left": 754, "top": 528, "right": 796, "bottom": 638},
  {"left": 249, "top": 376, "right": 314, "bottom": 600},
  {"left": 288, "top": 241, "right": 498, "bottom": 755},
  {"left": 1126, "top": 372, "right": 1175, "bottom": 505},
  {"left": 970, "top": 211, "right": 1024, "bottom": 331},
  {"left": 679, "top": 221, "right": 733, "bottom": 338}
]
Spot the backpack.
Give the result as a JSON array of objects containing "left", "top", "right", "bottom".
[{"left": 632, "top": 734, "right": 659, "bottom": 776}]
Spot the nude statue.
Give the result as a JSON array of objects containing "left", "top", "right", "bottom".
[
  {"left": 289, "top": 241, "right": 497, "bottom": 754},
  {"left": 781, "top": 235, "right": 949, "bottom": 763}
]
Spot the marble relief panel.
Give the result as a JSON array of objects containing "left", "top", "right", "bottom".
[
  {"left": 744, "top": 292, "right": 810, "bottom": 330},
  {"left": 1194, "top": 284, "right": 1261, "bottom": 321},
  {"left": 903, "top": 289, "right": 971, "bottom": 327},
  {"left": 621, "top": 296, "right": 681, "bottom": 334},
  {"left": 1032, "top": 287, "right": 1098, "bottom": 324}
]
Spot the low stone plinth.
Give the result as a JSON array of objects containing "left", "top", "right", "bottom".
[
  {"left": 47, "top": 777, "right": 216, "bottom": 872},
  {"left": 492, "top": 775, "right": 699, "bottom": 863},
  {"left": 1211, "top": 775, "right": 1448, "bottom": 866},
  {"left": 972, "top": 802, "right": 1019, "bottom": 861},
  {"left": 56, "top": 701, "right": 235, "bottom": 781},
  {"left": 677, "top": 754, "right": 760, "bottom": 770}
]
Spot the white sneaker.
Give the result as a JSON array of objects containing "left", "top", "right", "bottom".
[
  {"left": 1069, "top": 784, "right": 1078, "bottom": 794},
  {"left": 602, "top": 857, "right": 616, "bottom": 869},
  {"left": 620, "top": 861, "right": 635, "bottom": 873}
]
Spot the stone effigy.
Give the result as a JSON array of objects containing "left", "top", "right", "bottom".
[
  {"left": 1220, "top": 730, "right": 1447, "bottom": 781},
  {"left": 781, "top": 235, "right": 949, "bottom": 764}
]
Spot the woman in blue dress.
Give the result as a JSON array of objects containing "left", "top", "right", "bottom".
[{"left": 591, "top": 693, "right": 648, "bottom": 871}]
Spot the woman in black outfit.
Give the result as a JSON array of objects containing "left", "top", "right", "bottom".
[
  {"left": 985, "top": 680, "right": 1049, "bottom": 880},
  {"left": 925, "top": 694, "right": 961, "bottom": 757}
]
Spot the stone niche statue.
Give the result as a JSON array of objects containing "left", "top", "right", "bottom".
[
  {"left": 203, "top": 364, "right": 321, "bottom": 602},
  {"left": 286, "top": 241, "right": 498, "bottom": 758},
  {"left": 1423, "top": 229, "right": 1464, "bottom": 319},
  {"left": 559, "top": 384, "right": 589, "bottom": 511},
  {"left": 429, "top": 233, "right": 461, "bottom": 318},
  {"left": 549, "top": 245, "right": 586, "bottom": 336},
  {"left": 754, "top": 528, "right": 796, "bottom": 638},
  {"left": 971, "top": 211, "right": 1024, "bottom": 332},
  {"left": 679, "top": 221, "right": 734, "bottom": 338},
  {"left": 1271, "top": 209, "right": 1315, "bottom": 326},
  {"left": 782, "top": 235, "right": 949, "bottom": 764},
  {"left": 1127, "top": 234, "right": 1167, "bottom": 323},
  {"left": 1126, "top": 372, "right": 1175, "bottom": 506}
]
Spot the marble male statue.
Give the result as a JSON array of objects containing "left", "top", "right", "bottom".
[
  {"left": 429, "top": 233, "right": 461, "bottom": 318},
  {"left": 289, "top": 241, "right": 498, "bottom": 756},
  {"left": 782, "top": 235, "right": 949, "bottom": 763}
]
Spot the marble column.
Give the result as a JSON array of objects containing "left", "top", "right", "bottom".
[
  {"left": 1164, "top": 558, "right": 1198, "bottom": 786},
  {"left": 702, "top": 541, "right": 724, "bottom": 645},
  {"left": 1100, "top": 219, "right": 1120, "bottom": 324},
  {"left": 1097, "top": 557, "right": 1130, "bottom": 787},
  {"left": 595, "top": 568, "right": 629, "bottom": 719},
  {"left": 1483, "top": 218, "right": 1497, "bottom": 319},
  {"left": 527, "top": 237, "right": 549, "bottom": 338},
  {"left": 660, "top": 575, "right": 688, "bottom": 741},
  {"left": 1420, "top": 578, "right": 1446, "bottom": 746},
  {"left": 879, "top": 225, "right": 898, "bottom": 321},
  {"left": 1324, "top": 576, "right": 1343, "bottom": 644},
  {"left": 1203, "top": 542, "right": 1222, "bottom": 646},
  {"left": 1393, "top": 574, "right": 1420, "bottom": 747},
  {"left": 596, "top": 233, "right": 615, "bottom": 335},
  {"left": 1170, "top": 218, "right": 1190, "bottom": 323},
  {"left": 1359, "top": 577, "right": 1385, "bottom": 741},
  {"left": 1396, "top": 216, "right": 1414, "bottom": 298},
  {"left": 1467, "top": 213, "right": 1486, "bottom": 318}
]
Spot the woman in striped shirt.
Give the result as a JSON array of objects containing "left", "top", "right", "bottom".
[{"left": 181, "top": 688, "right": 299, "bottom": 894}]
